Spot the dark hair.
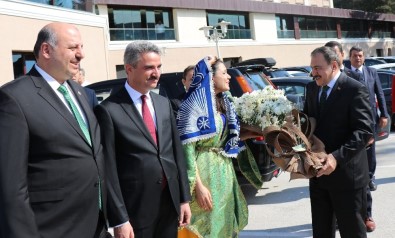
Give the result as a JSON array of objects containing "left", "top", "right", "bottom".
[
  {"left": 311, "top": 46, "right": 340, "bottom": 66},
  {"left": 211, "top": 58, "right": 224, "bottom": 77},
  {"left": 325, "top": 41, "right": 343, "bottom": 53},
  {"left": 211, "top": 58, "right": 227, "bottom": 113},
  {"left": 33, "top": 25, "right": 57, "bottom": 59},
  {"left": 182, "top": 65, "right": 195, "bottom": 79},
  {"left": 349, "top": 46, "right": 364, "bottom": 57}
]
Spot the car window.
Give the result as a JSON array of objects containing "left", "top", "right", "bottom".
[
  {"left": 275, "top": 84, "right": 305, "bottom": 110},
  {"left": 244, "top": 72, "right": 271, "bottom": 90},
  {"left": 377, "top": 73, "right": 390, "bottom": 89},
  {"left": 269, "top": 70, "right": 291, "bottom": 78}
]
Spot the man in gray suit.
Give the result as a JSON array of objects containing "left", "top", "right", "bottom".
[
  {"left": 95, "top": 41, "right": 191, "bottom": 238},
  {"left": 0, "top": 23, "right": 107, "bottom": 238}
]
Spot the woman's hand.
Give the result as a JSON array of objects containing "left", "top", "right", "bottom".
[{"left": 195, "top": 183, "right": 213, "bottom": 211}]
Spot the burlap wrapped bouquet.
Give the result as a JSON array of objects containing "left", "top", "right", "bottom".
[{"left": 262, "top": 110, "right": 325, "bottom": 180}]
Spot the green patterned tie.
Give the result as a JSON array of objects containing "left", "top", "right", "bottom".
[
  {"left": 58, "top": 85, "right": 92, "bottom": 146},
  {"left": 58, "top": 85, "right": 102, "bottom": 209}
]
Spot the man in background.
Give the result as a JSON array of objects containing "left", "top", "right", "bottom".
[
  {"left": 349, "top": 45, "right": 389, "bottom": 232},
  {"left": 72, "top": 67, "right": 99, "bottom": 109}
]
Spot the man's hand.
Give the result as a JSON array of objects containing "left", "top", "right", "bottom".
[
  {"left": 114, "top": 222, "right": 134, "bottom": 238},
  {"left": 379, "top": 117, "right": 388, "bottom": 128},
  {"left": 316, "top": 153, "right": 337, "bottom": 177},
  {"left": 239, "top": 127, "right": 262, "bottom": 141},
  {"left": 179, "top": 202, "right": 192, "bottom": 227}
]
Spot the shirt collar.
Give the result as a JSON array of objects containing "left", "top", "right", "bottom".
[
  {"left": 34, "top": 64, "right": 63, "bottom": 91},
  {"left": 124, "top": 81, "right": 151, "bottom": 103},
  {"left": 326, "top": 70, "right": 340, "bottom": 89},
  {"left": 351, "top": 65, "right": 363, "bottom": 72}
]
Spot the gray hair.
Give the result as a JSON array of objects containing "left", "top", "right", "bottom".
[
  {"left": 33, "top": 25, "right": 58, "bottom": 59},
  {"left": 124, "top": 41, "right": 161, "bottom": 67},
  {"left": 311, "top": 46, "right": 340, "bottom": 66}
]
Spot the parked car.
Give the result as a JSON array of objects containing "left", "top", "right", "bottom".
[
  {"left": 371, "top": 63, "right": 395, "bottom": 71},
  {"left": 376, "top": 69, "right": 395, "bottom": 131},
  {"left": 86, "top": 67, "right": 280, "bottom": 183},
  {"left": 370, "top": 56, "right": 395, "bottom": 63},
  {"left": 270, "top": 76, "right": 391, "bottom": 141},
  {"left": 234, "top": 57, "right": 292, "bottom": 78},
  {"left": 281, "top": 66, "right": 312, "bottom": 77},
  {"left": 343, "top": 58, "right": 386, "bottom": 69},
  {"left": 270, "top": 77, "right": 313, "bottom": 110}
]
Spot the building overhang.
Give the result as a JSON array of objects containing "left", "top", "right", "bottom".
[{"left": 94, "top": 0, "right": 395, "bottom": 22}]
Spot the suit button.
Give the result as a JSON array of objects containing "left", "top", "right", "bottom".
[{"left": 157, "top": 178, "right": 162, "bottom": 184}]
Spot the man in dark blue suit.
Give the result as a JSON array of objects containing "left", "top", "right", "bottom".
[
  {"left": 72, "top": 68, "right": 99, "bottom": 109},
  {"left": 349, "top": 45, "right": 389, "bottom": 232}
]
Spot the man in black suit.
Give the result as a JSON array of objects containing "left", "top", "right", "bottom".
[
  {"left": 324, "top": 41, "right": 377, "bottom": 232},
  {"left": 304, "top": 46, "right": 373, "bottom": 238},
  {"left": 95, "top": 41, "right": 191, "bottom": 238},
  {"left": 349, "top": 46, "right": 389, "bottom": 231},
  {"left": 0, "top": 23, "right": 107, "bottom": 238}
]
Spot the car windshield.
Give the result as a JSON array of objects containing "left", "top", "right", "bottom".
[{"left": 270, "top": 70, "right": 291, "bottom": 78}]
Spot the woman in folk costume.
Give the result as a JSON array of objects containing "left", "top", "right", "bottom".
[{"left": 177, "top": 56, "right": 262, "bottom": 238}]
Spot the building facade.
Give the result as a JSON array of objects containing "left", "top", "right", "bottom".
[{"left": 1, "top": 0, "right": 395, "bottom": 85}]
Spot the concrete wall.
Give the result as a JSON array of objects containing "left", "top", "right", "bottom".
[{"left": 0, "top": 0, "right": 109, "bottom": 86}]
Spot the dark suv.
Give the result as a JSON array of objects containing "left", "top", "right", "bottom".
[
  {"left": 87, "top": 67, "right": 280, "bottom": 183},
  {"left": 233, "top": 57, "right": 292, "bottom": 78}
]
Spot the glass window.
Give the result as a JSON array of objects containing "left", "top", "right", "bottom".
[
  {"left": 207, "top": 11, "right": 251, "bottom": 39},
  {"left": 276, "top": 15, "right": 295, "bottom": 38},
  {"left": 108, "top": 6, "right": 175, "bottom": 41},
  {"left": 12, "top": 52, "right": 36, "bottom": 79},
  {"left": 26, "top": 0, "right": 86, "bottom": 11}
]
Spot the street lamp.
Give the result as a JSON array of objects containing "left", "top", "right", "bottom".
[{"left": 199, "top": 20, "right": 231, "bottom": 59}]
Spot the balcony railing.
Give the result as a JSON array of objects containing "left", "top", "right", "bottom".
[
  {"left": 300, "top": 30, "right": 337, "bottom": 38},
  {"left": 110, "top": 28, "right": 176, "bottom": 41},
  {"left": 221, "top": 29, "right": 252, "bottom": 39},
  {"left": 277, "top": 30, "right": 295, "bottom": 38}
]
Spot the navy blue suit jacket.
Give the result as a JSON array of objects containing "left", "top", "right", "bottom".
[{"left": 357, "top": 66, "right": 389, "bottom": 123}]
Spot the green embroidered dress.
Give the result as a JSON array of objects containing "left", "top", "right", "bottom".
[{"left": 183, "top": 113, "right": 248, "bottom": 238}]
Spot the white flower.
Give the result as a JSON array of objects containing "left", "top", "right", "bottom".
[{"left": 234, "top": 86, "right": 294, "bottom": 129}]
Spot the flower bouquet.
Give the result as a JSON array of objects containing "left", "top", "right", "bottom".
[
  {"left": 234, "top": 86, "right": 325, "bottom": 179},
  {"left": 233, "top": 86, "right": 294, "bottom": 131}
]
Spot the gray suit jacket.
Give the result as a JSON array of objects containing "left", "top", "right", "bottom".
[
  {"left": 0, "top": 67, "right": 105, "bottom": 238},
  {"left": 95, "top": 87, "right": 191, "bottom": 228}
]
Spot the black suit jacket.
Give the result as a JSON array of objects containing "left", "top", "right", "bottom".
[
  {"left": 95, "top": 87, "right": 191, "bottom": 228},
  {"left": 0, "top": 68, "right": 106, "bottom": 238},
  {"left": 303, "top": 72, "right": 373, "bottom": 190}
]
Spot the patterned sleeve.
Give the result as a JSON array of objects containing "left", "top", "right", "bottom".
[{"left": 183, "top": 142, "right": 198, "bottom": 195}]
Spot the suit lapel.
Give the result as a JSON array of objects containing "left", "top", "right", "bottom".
[
  {"left": 320, "top": 74, "right": 344, "bottom": 118},
  {"left": 150, "top": 92, "right": 163, "bottom": 151},
  {"left": 29, "top": 69, "right": 90, "bottom": 146},
  {"left": 117, "top": 88, "right": 158, "bottom": 149}
]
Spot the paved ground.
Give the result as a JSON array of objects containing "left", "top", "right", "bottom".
[{"left": 240, "top": 132, "right": 395, "bottom": 238}]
